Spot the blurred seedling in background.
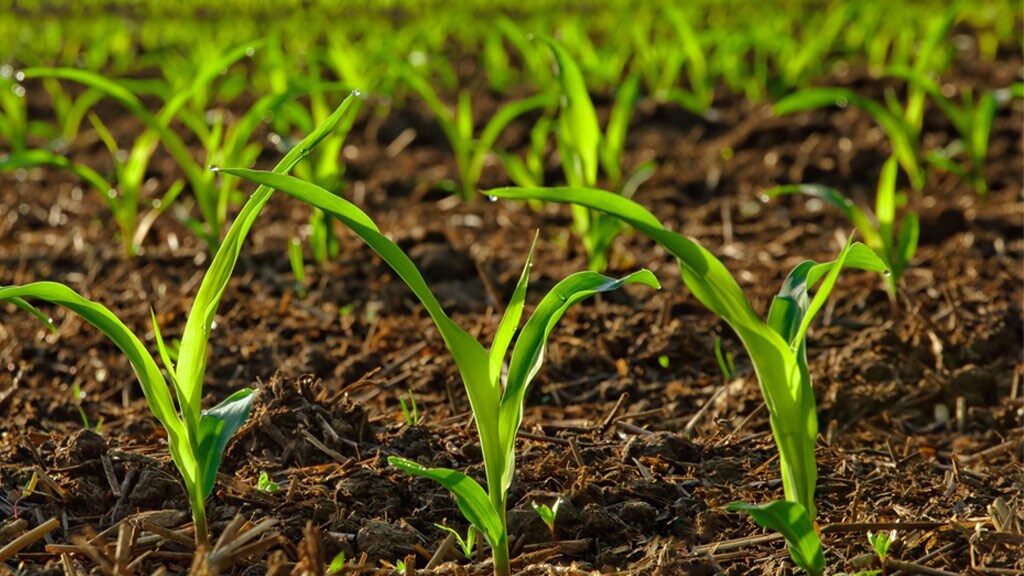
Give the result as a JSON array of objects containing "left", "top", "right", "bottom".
[
  {"left": 765, "top": 156, "right": 916, "bottom": 298},
  {"left": 399, "top": 389, "right": 419, "bottom": 427}
]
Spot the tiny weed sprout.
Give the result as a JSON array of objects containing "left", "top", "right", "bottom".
[
  {"left": 765, "top": 156, "right": 918, "bottom": 297},
  {"left": 487, "top": 186, "right": 886, "bottom": 576},
  {"left": 436, "top": 523, "right": 477, "bottom": 559},
  {"left": 531, "top": 497, "right": 562, "bottom": 538},
  {"left": 399, "top": 389, "right": 419, "bottom": 427},
  {"left": 257, "top": 471, "right": 279, "bottom": 493},
  {"left": 542, "top": 37, "right": 655, "bottom": 271},
  {"left": 868, "top": 530, "right": 897, "bottom": 574},
  {"left": 0, "top": 95, "right": 358, "bottom": 548},
  {"left": 213, "top": 168, "right": 660, "bottom": 576}
]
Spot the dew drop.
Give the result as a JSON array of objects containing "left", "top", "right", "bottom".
[
  {"left": 14, "top": 70, "right": 25, "bottom": 82},
  {"left": 245, "top": 47, "right": 255, "bottom": 57},
  {"left": 208, "top": 165, "right": 219, "bottom": 172},
  {"left": 882, "top": 270, "right": 892, "bottom": 277},
  {"left": 351, "top": 89, "right": 361, "bottom": 97},
  {"left": 106, "top": 189, "right": 117, "bottom": 199},
  {"left": 836, "top": 97, "right": 849, "bottom": 108},
  {"left": 0, "top": 64, "right": 11, "bottom": 78},
  {"left": 47, "top": 317, "right": 54, "bottom": 324},
  {"left": 759, "top": 194, "right": 770, "bottom": 203},
  {"left": 11, "top": 84, "right": 25, "bottom": 97},
  {"left": 487, "top": 195, "right": 498, "bottom": 202}
]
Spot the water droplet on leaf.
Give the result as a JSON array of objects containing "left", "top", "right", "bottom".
[
  {"left": 759, "top": 194, "right": 770, "bottom": 203},
  {"left": 208, "top": 165, "right": 219, "bottom": 172},
  {"left": 487, "top": 195, "right": 498, "bottom": 202},
  {"left": 351, "top": 89, "right": 361, "bottom": 96},
  {"left": 882, "top": 270, "right": 892, "bottom": 277}
]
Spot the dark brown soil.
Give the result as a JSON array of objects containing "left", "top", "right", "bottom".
[{"left": 1, "top": 48, "right": 1022, "bottom": 575}]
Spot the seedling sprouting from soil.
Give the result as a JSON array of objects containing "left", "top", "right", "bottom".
[
  {"left": 399, "top": 389, "right": 419, "bottom": 427},
  {"left": 487, "top": 185, "right": 887, "bottom": 575},
  {"left": 765, "top": 155, "right": 917, "bottom": 297},
  {"left": 436, "top": 523, "right": 477, "bottom": 559},
  {"left": 211, "top": 167, "right": 660, "bottom": 576},
  {"left": 532, "top": 497, "right": 563, "bottom": 539},
  {"left": 0, "top": 95, "right": 359, "bottom": 548},
  {"left": 542, "top": 37, "right": 655, "bottom": 271}
]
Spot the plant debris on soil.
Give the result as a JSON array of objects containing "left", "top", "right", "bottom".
[{"left": 1, "top": 17, "right": 1022, "bottom": 576}]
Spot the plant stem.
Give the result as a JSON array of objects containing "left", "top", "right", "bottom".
[{"left": 191, "top": 495, "right": 210, "bottom": 549}]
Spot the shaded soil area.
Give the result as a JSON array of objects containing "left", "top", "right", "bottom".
[{"left": 1, "top": 52, "right": 1022, "bottom": 574}]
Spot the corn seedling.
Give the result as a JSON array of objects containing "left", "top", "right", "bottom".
[
  {"left": 287, "top": 72, "right": 363, "bottom": 264},
  {"left": 633, "top": 6, "right": 713, "bottom": 115},
  {"left": 531, "top": 497, "right": 562, "bottom": 539},
  {"left": 868, "top": 530, "right": 897, "bottom": 575},
  {"left": 0, "top": 95, "right": 358, "bottom": 547},
  {"left": 436, "top": 523, "right": 476, "bottom": 559},
  {"left": 399, "top": 389, "right": 419, "bottom": 427},
  {"left": 774, "top": 88, "right": 925, "bottom": 191},
  {"left": 544, "top": 37, "right": 655, "bottom": 271},
  {"left": 257, "top": 471, "right": 279, "bottom": 493},
  {"left": 41, "top": 78, "right": 105, "bottom": 149},
  {"left": 885, "top": 67, "right": 1014, "bottom": 197},
  {"left": 215, "top": 168, "right": 659, "bottom": 576},
  {"left": 765, "top": 156, "right": 915, "bottom": 297},
  {"left": 487, "top": 185, "right": 887, "bottom": 575},
  {"left": 400, "top": 63, "right": 551, "bottom": 201},
  {"left": 0, "top": 67, "right": 30, "bottom": 153},
  {"left": 19, "top": 43, "right": 254, "bottom": 256}
]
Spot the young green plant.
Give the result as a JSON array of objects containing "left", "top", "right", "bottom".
[
  {"left": 544, "top": 37, "right": 655, "bottom": 271},
  {"left": 400, "top": 63, "right": 551, "bottom": 201},
  {"left": 215, "top": 167, "right": 660, "bottom": 576},
  {"left": 435, "top": 523, "right": 476, "bottom": 560},
  {"left": 764, "top": 156, "right": 916, "bottom": 297},
  {"left": 487, "top": 185, "right": 887, "bottom": 576},
  {"left": 0, "top": 95, "right": 358, "bottom": 547},
  {"left": 531, "top": 497, "right": 562, "bottom": 539}
]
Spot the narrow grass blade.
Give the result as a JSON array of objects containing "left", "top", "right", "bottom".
[{"left": 764, "top": 184, "right": 879, "bottom": 249}]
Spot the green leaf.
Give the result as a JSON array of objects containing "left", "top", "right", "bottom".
[
  {"left": 389, "top": 457, "right": 504, "bottom": 551},
  {"left": 764, "top": 184, "right": 879, "bottom": 249},
  {"left": 727, "top": 501, "right": 824, "bottom": 576},
  {"left": 895, "top": 212, "right": 919, "bottom": 279},
  {"left": 489, "top": 233, "right": 537, "bottom": 386},
  {"left": 0, "top": 282, "right": 191, "bottom": 482},
  {"left": 197, "top": 388, "right": 256, "bottom": 498},
  {"left": 499, "top": 268, "right": 660, "bottom": 493},
  {"left": 0, "top": 150, "right": 113, "bottom": 200},
  {"left": 542, "top": 37, "right": 601, "bottom": 187},
  {"left": 600, "top": 72, "right": 641, "bottom": 187},
  {"left": 874, "top": 156, "right": 899, "bottom": 261},
  {"left": 176, "top": 94, "right": 359, "bottom": 434}
]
